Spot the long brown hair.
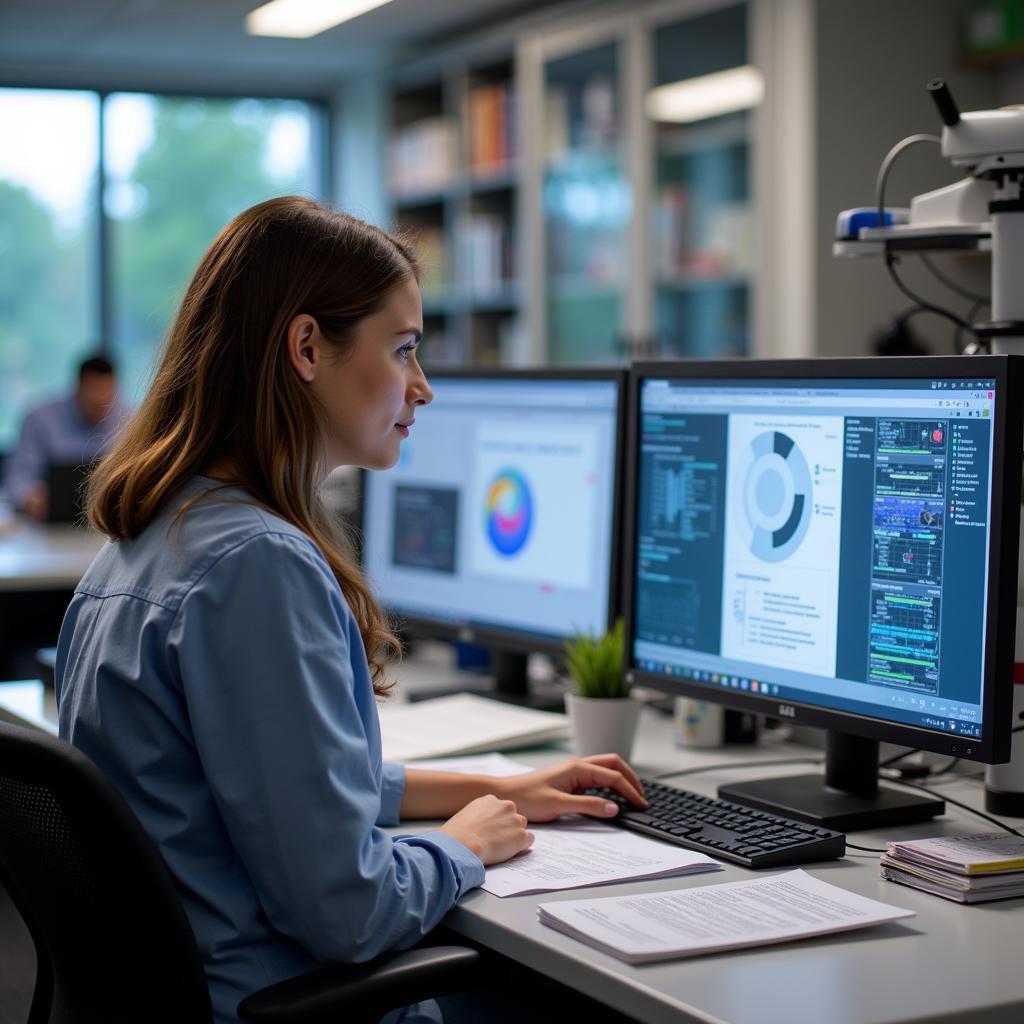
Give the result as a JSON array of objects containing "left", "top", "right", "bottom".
[{"left": 88, "top": 196, "right": 413, "bottom": 694}]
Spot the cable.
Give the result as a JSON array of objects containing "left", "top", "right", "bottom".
[
  {"left": 873, "top": 132, "right": 977, "bottom": 340},
  {"left": 918, "top": 252, "right": 988, "bottom": 306},
  {"left": 925, "top": 756, "right": 961, "bottom": 778},
  {"left": 846, "top": 841, "right": 887, "bottom": 854},
  {"left": 879, "top": 747, "right": 920, "bottom": 769},
  {"left": 885, "top": 254, "right": 973, "bottom": 333},
  {"left": 954, "top": 298, "right": 989, "bottom": 354},
  {"left": 885, "top": 777, "right": 1023, "bottom": 837},
  {"left": 875, "top": 133, "right": 940, "bottom": 239},
  {"left": 651, "top": 757, "right": 823, "bottom": 781}
]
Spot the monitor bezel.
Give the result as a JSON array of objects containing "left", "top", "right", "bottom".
[
  {"left": 622, "top": 355, "right": 1022, "bottom": 765},
  {"left": 358, "top": 366, "right": 627, "bottom": 659}
]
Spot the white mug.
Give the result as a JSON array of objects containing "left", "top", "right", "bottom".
[{"left": 673, "top": 698, "right": 724, "bottom": 748}]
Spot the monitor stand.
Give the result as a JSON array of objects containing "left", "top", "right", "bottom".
[
  {"left": 717, "top": 731, "right": 945, "bottom": 832},
  {"left": 486, "top": 651, "right": 566, "bottom": 713},
  {"left": 406, "top": 649, "right": 567, "bottom": 713}
]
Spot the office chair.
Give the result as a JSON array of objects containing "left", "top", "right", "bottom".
[{"left": 0, "top": 722, "right": 489, "bottom": 1023}]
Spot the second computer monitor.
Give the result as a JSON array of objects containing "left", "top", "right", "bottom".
[
  {"left": 361, "top": 369, "right": 625, "bottom": 676},
  {"left": 624, "top": 356, "right": 1022, "bottom": 828}
]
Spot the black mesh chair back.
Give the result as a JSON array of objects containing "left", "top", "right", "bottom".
[{"left": 0, "top": 722, "right": 212, "bottom": 1024}]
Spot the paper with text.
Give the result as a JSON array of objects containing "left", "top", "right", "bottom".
[
  {"left": 482, "top": 819, "right": 721, "bottom": 897},
  {"left": 537, "top": 869, "right": 914, "bottom": 962}
]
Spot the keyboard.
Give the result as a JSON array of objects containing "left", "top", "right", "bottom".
[{"left": 591, "top": 778, "right": 846, "bottom": 869}]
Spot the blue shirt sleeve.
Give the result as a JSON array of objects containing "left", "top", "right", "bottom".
[
  {"left": 379, "top": 762, "right": 406, "bottom": 826},
  {"left": 166, "top": 530, "right": 483, "bottom": 964},
  {"left": 4, "top": 406, "right": 47, "bottom": 507}
]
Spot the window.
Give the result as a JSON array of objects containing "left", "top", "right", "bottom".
[
  {"left": 0, "top": 88, "right": 324, "bottom": 448},
  {"left": 105, "top": 94, "right": 320, "bottom": 399},
  {"left": 0, "top": 89, "right": 100, "bottom": 449}
]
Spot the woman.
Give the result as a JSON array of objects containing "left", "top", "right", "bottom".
[{"left": 55, "top": 197, "right": 645, "bottom": 1023}]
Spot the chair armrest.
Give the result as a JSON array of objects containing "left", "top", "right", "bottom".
[{"left": 237, "top": 945, "right": 486, "bottom": 1023}]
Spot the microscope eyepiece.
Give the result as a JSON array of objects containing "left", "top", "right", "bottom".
[{"left": 928, "top": 78, "right": 961, "bottom": 127}]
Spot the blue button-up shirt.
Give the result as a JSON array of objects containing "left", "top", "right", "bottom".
[
  {"left": 55, "top": 478, "right": 483, "bottom": 1023},
  {"left": 4, "top": 394, "right": 126, "bottom": 506}
]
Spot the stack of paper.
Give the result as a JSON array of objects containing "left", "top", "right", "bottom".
[
  {"left": 377, "top": 693, "right": 568, "bottom": 762},
  {"left": 880, "top": 832, "right": 1024, "bottom": 903},
  {"left": 537, "top": 870, "right": 914, "bottom": 963},
  {"left": 482, "top": 819, "right": 722, "bottom": 897}
]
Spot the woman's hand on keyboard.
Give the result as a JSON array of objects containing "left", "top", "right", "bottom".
[{"left": 492, "top": 755, "right": 648, "bottom": 823}]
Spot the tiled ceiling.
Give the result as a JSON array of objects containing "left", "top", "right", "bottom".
[{"left": 0, "top": 0, "right": 558, "bottom": 92}]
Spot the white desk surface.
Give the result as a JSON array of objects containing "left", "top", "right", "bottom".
[
  {"left": 0, "top": 519, "right": 105, "bottom": 592},
  {"left": 5, "top": 654, "right": 1022, "bottom": 1024},
  {"left": 433, "top": 712, "right": 1024, "bottom": 1024}
]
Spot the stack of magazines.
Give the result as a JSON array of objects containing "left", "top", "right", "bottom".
[{"left": 880, "top": 832, "right": 1024, "bottom": 903}]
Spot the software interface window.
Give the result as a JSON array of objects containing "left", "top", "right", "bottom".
[
  {"left": 362, "top": 377, "right": 619, "bottom": 640},
  {"left": 633, "top": 375, "right": 998, "bottom": 741}
]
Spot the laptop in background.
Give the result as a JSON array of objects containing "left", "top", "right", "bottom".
[{"left": 46, "top": 461, "right": 94, "bottom": 525}]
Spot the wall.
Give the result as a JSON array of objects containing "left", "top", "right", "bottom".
[
  {"left": 813, "top": 0, "right": 998, "bottom": 357},
  {"left": 332, "top": 75, "right": 389, "bottom": 228}
]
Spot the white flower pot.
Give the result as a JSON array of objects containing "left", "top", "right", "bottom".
[{"left": 564, "top": 693, "right": 641, "bottom": 760}]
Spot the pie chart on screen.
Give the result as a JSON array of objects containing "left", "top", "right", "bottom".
[
  {"left": 485, "top": 469, "right": 533, "bottom": 556},
  {"left": 743, "top": 430, "right": 812, "bottom": 563}
]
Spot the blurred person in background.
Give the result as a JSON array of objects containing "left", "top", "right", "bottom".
[{"left": 4, "top": 354, "right": 125, "bottom": 520}]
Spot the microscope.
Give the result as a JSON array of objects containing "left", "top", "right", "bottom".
[{"left": 835, "top": 79, "right": 1024, "bottom": 813}]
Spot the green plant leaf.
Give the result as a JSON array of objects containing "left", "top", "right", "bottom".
[{"left": 563, "top": 617, "right": 628, "bottom": 699}]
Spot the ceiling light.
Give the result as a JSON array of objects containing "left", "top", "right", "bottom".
[
  {"left": 246, "top": 0, "right": 394, "bottom": 39},
  {"left": 645, "top": 65, "right": 765, "bottom": 124}
]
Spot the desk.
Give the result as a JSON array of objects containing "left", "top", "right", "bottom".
[
  {"left": 0, "top": 520, "right": 105, "bottom": 592},
  {"left": 391, "top": 693, "right": 1024, "bottom": 1024},
  {"left": 0, "top": 519, "right": 104, "bottom": 677}
]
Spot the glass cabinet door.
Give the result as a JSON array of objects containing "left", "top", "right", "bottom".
[
  {"left": 542, "top": 40, "right": 631, "bottom": 364},
  {"left": 649, "top": 2, "right": 753, "bottom": 357}
]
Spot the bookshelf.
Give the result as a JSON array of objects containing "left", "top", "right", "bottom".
[
  {"left": 389, "top": 57, "right": 522, "bottom": 367},
  {"left": 381, "top": 0, "right": 780, "bottom": 367},
  {"left": 541, "top": 39, "right": 629, "bottom": 364},
  {"left": 650, "top": 4, "right": 752, "bottom": 358}
]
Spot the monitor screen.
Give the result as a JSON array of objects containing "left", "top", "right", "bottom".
[
  {"left": 626, "top": 358, "right": 1020, "bottom": 767},
  {"left": 361, "top": 371, "right": 623, "bottom": 650}
]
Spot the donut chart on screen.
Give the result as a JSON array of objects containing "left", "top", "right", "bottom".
[
  {"left": 743, "top": 429, "right": 812, "bottom": 563},
  {"left": 485, "top": 469, "right": 533, "bottom": 556}
]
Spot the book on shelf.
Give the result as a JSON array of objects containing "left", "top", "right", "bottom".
[
  {"left": 880, "top": 833, "right": 1024, "bottom": 904},
  {"left": 453, "top": 213, "right": 513, "bottom": 297},
  {"left": 468, "top": 81, "right": 515, "bottom": 176},
  {"left": 390, "top": 116, "right": 457, "bottom": 198}
]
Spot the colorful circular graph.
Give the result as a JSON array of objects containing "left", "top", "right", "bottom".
[
  {"left": 743, "top": 430, "right": 812, "bottom": 563},
  {"left": 485, "top": 469, "right": 533, "bottom": 556}
]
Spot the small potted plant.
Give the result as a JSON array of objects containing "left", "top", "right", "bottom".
[{"left": 563, "top": 618, "right": 640, "bottom": 759}]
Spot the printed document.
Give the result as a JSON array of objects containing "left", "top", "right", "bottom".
[
  {"left": 482, "top": 819, "right": 721, "bottom": 897},
  {"left": 886, "top": 832, "right": 1024, "bottom": 875},
  {"left": 377, "top": 694, "right": 568, "bottom": 761},
  {"left": 537, "top": 869, "right": 914, "bottom": 962}
]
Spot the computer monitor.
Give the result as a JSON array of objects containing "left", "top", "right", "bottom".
[
  {"left": 624, "top": 356, "right": 1023, "bottom": 830},
  {"left": 360, "top": 368, "right": 625, "bottom": 702}
]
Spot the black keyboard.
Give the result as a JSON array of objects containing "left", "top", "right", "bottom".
[{"left": 591, "top": 778, "right": 846, "bottom": 869}]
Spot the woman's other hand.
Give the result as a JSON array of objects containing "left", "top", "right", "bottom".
[{"left": 438, "top": 794, "right": 534, "bottom": 865}]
